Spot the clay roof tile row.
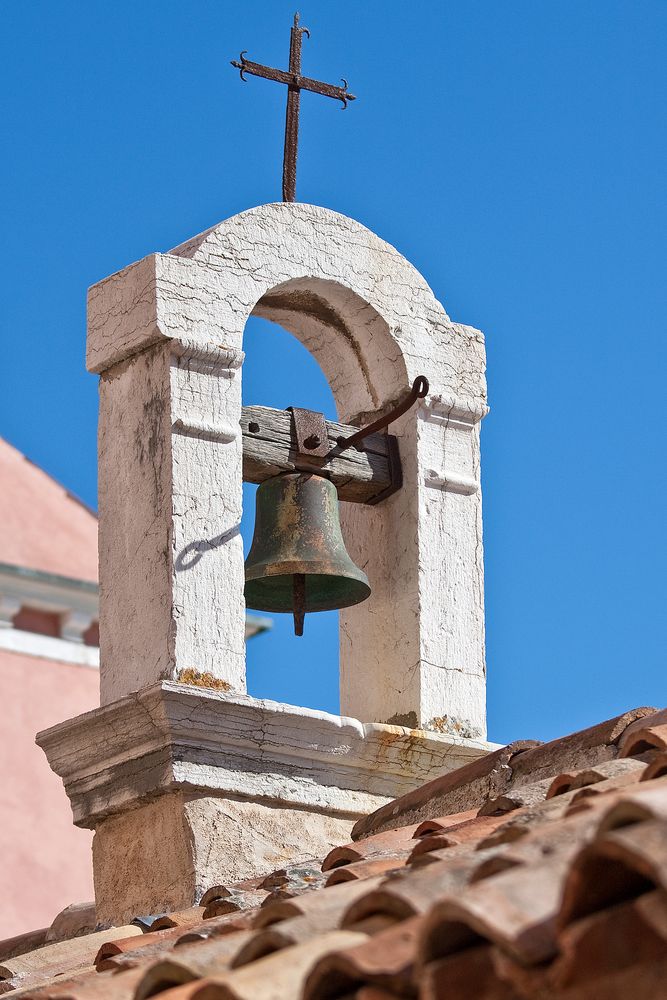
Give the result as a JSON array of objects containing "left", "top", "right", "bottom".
[{"left": 4, "top": 706, "right": 667, "bottom": 999}]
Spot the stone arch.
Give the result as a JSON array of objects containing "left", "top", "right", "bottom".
[
  {"left": 168, "top": 203, "right": 481, "bottom": 418},
  {"left": 250, "top": 277, "right": 406, "bottom": 423},
  {"left": 89, "top": 202, "right": 488, "bottom": 736}
]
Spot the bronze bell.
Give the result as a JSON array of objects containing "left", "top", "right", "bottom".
[{"left": 244, "top": 472, "right": 371, "bottom": 636}]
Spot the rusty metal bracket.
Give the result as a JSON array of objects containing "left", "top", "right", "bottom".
[
  {"left": 336, "top": 376, "right": 429, "bottom": 453},
  {"left": 289, "top": 407, "right": 330, "bottom": 460},
  {"left": 287, "top": 395, "right": 417, "bottom": 504}
]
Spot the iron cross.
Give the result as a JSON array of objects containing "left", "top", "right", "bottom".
[{"left": 231, "top": 13, "right": 356, "bottom": 203}]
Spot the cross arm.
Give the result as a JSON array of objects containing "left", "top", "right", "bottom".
[
  {"left": 300, "top": 74, "right": 356, "bottom": 105},
  {"left": 232, "top": 54, "right": 355, "bottom": 107}
]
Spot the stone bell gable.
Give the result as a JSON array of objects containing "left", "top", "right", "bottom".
[
  {"left": 41, "top": 203, "right": 493, "bottom": 923},
  {"left": 87, "top": 203, "right": 488, "bottom": 734}
]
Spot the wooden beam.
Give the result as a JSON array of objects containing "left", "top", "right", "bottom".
[{"left": 241, "top": 406, "right": 394, "bottom": 505}]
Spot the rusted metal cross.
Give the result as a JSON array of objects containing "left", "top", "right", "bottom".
[{"left": 231, "top": 13, "right": 356, "bottom": 203}]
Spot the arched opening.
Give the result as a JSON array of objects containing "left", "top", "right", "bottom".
[
  {"left": 241, "top": 314, "right": 341, "bottom": 713},
  {"left": 240, "top": 277, "right": 407, "bottom": 715},
  {"left": 242, "top": 277, "right": 407, "bottom": 713}
]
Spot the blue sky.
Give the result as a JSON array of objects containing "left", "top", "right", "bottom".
[{"left": 1, "top": 1, "right": 664, "bottom": 744}]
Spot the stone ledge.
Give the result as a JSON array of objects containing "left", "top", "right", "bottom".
[{"left": 38, "top": 682, "right": 495, "bottom": 828}]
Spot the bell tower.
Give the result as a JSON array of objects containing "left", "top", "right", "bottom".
[{"left": 39, "top": 202, "right": 492, "bottom": 924}]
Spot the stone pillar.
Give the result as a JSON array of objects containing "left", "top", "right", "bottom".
[
  {"left": 339, "top": 388, "right": 487, "bottom": 738},
  {"left": 88, "top": 256, "right": 246, "bottom": 704},
  {"left": 40, "top": 203, "right": 494, "bottom": 924}
]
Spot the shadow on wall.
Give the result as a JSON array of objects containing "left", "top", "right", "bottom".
[{"left": 175, "top": 525, "right": 241, "bottom": 573}]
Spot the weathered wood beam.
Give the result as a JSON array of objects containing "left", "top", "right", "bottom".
[{"left": 241, "top": 405, "right": 394, "bottom": 505}]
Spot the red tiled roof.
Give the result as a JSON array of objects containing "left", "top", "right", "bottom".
[
  {"left": 0, "top": 437, "right": 98, "bottom": 582},
  {"left": 3, "top": 706, "right": 667, "bottom": 999}
]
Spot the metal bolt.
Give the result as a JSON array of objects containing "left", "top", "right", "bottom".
[
  {"left": 304, "top": 434, "right": 321, "bottom": 449},
  {"left": 249, "top": 421, "right": 261, "bottom": 433}
]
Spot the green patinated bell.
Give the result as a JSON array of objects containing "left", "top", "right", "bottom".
[{"left": 244, "top": 472, "right": 371, "bottom": 636}]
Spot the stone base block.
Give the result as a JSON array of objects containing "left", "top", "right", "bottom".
[
  {"left": 93, "top": 793, "right": 352, "bottom": 925},
  {"left": 39, "top": 682, "right": 495, "bottom": 925}
]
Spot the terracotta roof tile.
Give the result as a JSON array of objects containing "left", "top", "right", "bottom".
[
  {"left": 407, "top": 814, "right": 508, "bottom": 862},
  {"left": 341, "top": 848, "right": 502, "bottom": 926},
  {"left": 560, "top": 817, "right": 667, "bottom": 927},
  {"left": 176, "top": 912, "right": 261, "bottom": 947},
  {"left": 260, "top": 865, "right": 327, "bottom": 896},
  {"left": 348, "top": 989, "right": 404, "bottom": 1000},
  {"left": 546, "top": 757, "right": 646, "bottom": 798},
  {"left": 4, "top": 968, "right": 99, "bottom": 1000},
  {"left": 419, "top": 856, "right": 571, "bottom": 965},
  {"left": 230, "top": 913, "right": 391, "bottom": 971},
  {"left": 150, "top": 910, "right": 207, "bottom": 932},
  {"left": 252, "top": 879, "right": 387, "bottom": 931},
  {"left": 350, "top": 742, "right": 540, "bottom": 841},
  {"left": 564, "top": 770, "right": 649, "bottom": 809},
  {"left": 176, "top": 931, "right": 368, "bottom": 1000},
  {"left": 0, "top": 928, "right": 49, "bottom": 965},
  {"left": 477, "top": 776, "right": 555, "bottom": 816},
  {"left": 420, "top": 945, "right": 520, "bottom": 1000},
  {"left": 324, "top": 859, "right": 404, "bottom": 887},
  {"left": 132, "top": 932, "right": 255, "bottom": 1000},
  {"left": 20, "top": 967, "right": 146, "bottom": 1000},
  {"left": 503, "top": 707, "right": 657, "bottom": 788},
  {"left": 302, "top": 917, "right": 422, "bottom": 1000},
  {"left": 620, "top": 722, "right": 667, "bottom": 758},
  {"left": 0, "top": 926, "right": 141, "bottom": 985},
  {"left": 410, "top": 808, "right": 480, "bottom": 836},
  {"left": 551, "top": 891, "right": 667, "bottom": 991},
  {"left": 641, "top": 752, "right": 667, "bottom": 782},
  {"left": 474, "top": 791, "right": 581, "bottom": 848},
  {"left": 45, "top": 905, "right": 97, "bottom": 945},
  {"left": 618, "top": 709, "right": 667, "bottom": 753},
  {"left": 593, "top": 774, "right": 667, "bottom": 831},
  {"left": 95, "top": 928, "right": 193, "bottom": 972},
  {"left": 10, "top": 705, "right": 667, "bottom": 999},
  {"left": 471, "top": 809, "right": 600, "bottom": 883},
  {"left": 201, "top": 892, "right": 268, "bottom": 920},
  {"left": 321, "top": 829, "right": 419, "bottom": 873}
]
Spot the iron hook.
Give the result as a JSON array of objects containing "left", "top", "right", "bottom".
[
  {"left": 230, "top": 51, "right": 249, "bottom": 81},
  {"left": 339, "top": 79, "right": 356, "bottom": 109},
  {"left": 336, "top": 376, "right": 430, "bottom": 452},
  {"left": 293, "top": 11, "right": 310, "bottom": 37}
]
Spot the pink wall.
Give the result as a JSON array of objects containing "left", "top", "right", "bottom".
[
  {"left": 0, "top": 649, "right": 98, "bottom": 938},
  {"left": 0, "top": 439, "right": 98, "bottom": 583}
]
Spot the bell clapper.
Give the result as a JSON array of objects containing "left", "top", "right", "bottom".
[{"left": 293, "top": 573, "right": 306, "bottom": 636}]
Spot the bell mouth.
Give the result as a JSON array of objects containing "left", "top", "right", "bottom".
[{"left": 244, "top": 571, "right": 371, "bottom": 614}]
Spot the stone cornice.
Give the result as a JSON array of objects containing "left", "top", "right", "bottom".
[
  {"left": 37, "top": 682, "right": 494, "bottom": 828},
  {"left": 421, "top": 393, "right": 489, "bottom": 426}
]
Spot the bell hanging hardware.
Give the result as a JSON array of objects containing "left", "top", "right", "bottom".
[
  {"left": 243, "top": 376, "right": 429, "bottom": 635},
  {"left": 336, "top": 376, "right": 429, "bottom": 453}
]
